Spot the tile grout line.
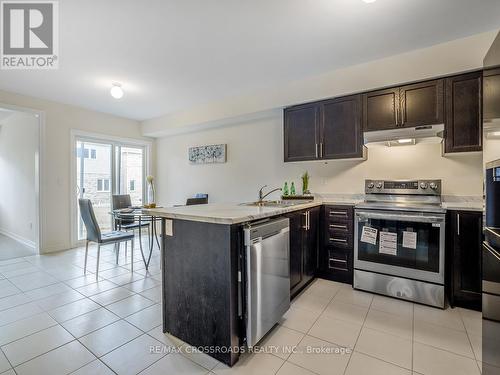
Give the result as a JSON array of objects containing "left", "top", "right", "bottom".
[
  {"left": 458, "top": 307, "right": 482, "bottom": 374},
  {"left": 278, "top": 280, "right": 343, "bottom": 375},
  {"left": 340, "top": 290, "right": 374, "bottom": 375},
  {"left": 0, "top": 346, "right": 15, "bottom": 374},
  {"left": 411, "top": 302, "right": 414, "bottom": 372}
]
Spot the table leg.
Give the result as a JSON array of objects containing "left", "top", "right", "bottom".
[
  {"left": 138, "top": 216, "right": 147, "bottom": 269},
  {"left": 154, "top": 219, "right": 160, "bottom": 249},
  {"left": 146, "top": 217, "right": 156, "bottom": 269}
]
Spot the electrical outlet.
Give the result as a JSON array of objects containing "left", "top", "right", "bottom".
[{"left": 165, "top": 219, "right": 173, "bottom": 236}]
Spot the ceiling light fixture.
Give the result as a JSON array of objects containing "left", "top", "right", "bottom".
[
  {"left": 110, "top": 83, "right": 124, "bottom": 99},
  {"left": 362, "top": 0, "right": 377, "bottom": 3},
  {"left": 398, "top": 139, "right": 413, "bottom": 144}
]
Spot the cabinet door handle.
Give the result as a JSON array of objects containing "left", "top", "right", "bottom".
[
  {"left": 320, "top": 143, "right": 323, "bottom": 158},
  {"left": 399, "top": 90, "right": 405, "bottom": 126},
  {"left": 457, "top": 213, "right": 460, "bottom": 236},
  {"left": 330, "top": 211, "right": 347, "bottom": 216},
  {"left": 330, "top": 238, "right": 347, "bottom": 243},
  {"left": 328, "top": 259, "right": 348, "bottom": 270},
  {"left": 329, "top": 258, "right": 347, "bottom": 263},
  {"left": 395, "top": 95, "right": 399, "bottom": 126},
  {"left": 315, "top": 143, "right": 319, "bottom": 158},
  {"left": 330, "top": 224, "right": 347, "bottom": 230},
  {"left": 302, "top": 212, "right": 308, "bottom": 230}
]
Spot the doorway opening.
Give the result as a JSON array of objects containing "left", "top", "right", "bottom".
[{"left": 0, "top": 105, "right": 42, "bottom": 260}]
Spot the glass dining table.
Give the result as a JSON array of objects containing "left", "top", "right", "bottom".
[{"left": 110, "top": 208, "right": 161, "bottom": 270}]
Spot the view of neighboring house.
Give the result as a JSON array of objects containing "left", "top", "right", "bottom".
[{"left": 76, "top": 142, "right": 144, "bottom": 236}]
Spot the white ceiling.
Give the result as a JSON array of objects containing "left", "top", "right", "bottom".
[{"left": 1, "top": 0, "right": 499, "bottom": 121}]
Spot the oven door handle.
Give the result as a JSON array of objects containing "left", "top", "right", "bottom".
[
  {"left": 484, "top": 241, "right": 500, "bottom": 262},
  {"left": 356, "top": 211, "right": 444, "bottom": 223}
]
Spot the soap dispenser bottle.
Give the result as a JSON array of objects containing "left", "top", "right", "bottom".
[
  {"left": 283, "top": 182, "right": 289, "bottom": 196},
  {"left": 290, "top": 182, "right": 296, "bottom": 196}
]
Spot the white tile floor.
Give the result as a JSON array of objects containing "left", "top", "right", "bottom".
[{"left": 0, "top": 243, "right": 484, "bottom": 375}]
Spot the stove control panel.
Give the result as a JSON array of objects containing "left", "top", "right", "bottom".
[{"left": 365, "top": 179, "right": 441, "bottom": 195}]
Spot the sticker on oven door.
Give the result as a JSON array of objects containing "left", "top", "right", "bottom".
[
  {"left": 379, "top": 231, "right": 397, "bottom": 255},
  {"left": 361, "top": 226, "right": 378, "bottom": 245},
  {"left": 402, "top": 230, "right": 417, "bottom": 249}
]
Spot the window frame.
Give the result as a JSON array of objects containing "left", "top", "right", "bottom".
[
  {"left": 96, "top": 178, "right": 111, "bottom": 192},
  {"left": 71, "top": 130, "right": 152, "bottom": 247}
]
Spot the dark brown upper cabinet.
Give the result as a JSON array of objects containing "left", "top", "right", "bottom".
[
  {"left": 363, "top": 80, "right": 443, "bottom": 131},
  {"left": 284, "top": 103, "right": 320, "bottom": 162},
  {"left": 321, "top": 95, "right": 364, "bottom": 160},
  {"left": 484, "top": 67, "right": 500, "bottom": 121},
  {"left": 400, "top": 79, "right": 444, "bottom": 128},
  {"left": 284, "top": 95, "right": 364, "bottom": 162},
  {"left": 362, "top": 88, "right": 399, "bottom": 131},
  {"left": 444, "top": 71, "right": 482, "bottom": 153}
]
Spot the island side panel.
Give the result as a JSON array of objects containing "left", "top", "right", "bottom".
[{"left": 161, "top": 218, "right": 241, "bottom": 366}]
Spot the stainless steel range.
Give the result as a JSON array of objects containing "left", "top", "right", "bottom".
[{"left": 354, "top": 179, "right": 446, "bottom": 308}]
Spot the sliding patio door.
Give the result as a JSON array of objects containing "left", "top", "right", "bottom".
[
  {"left": 117, "top": 146, "right": 145, "bottom": 207},
  {"left": 76, "top": 140, "right": 113, "bottom": 240},
  {"left": 74, "top": 137, "right": 147, "bottom": 243}
]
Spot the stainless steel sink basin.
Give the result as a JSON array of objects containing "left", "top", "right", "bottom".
[{"left": 242, "top": 200, "right": 309, "bottom": 208}]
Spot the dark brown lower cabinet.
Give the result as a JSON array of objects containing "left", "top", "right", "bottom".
[
  {"left": 318, "top": 205, "right": 354, "bottom": 284},
  {"left": 446, "top": 210, "right": 483, "bottom": 311},
  {"left": 286, "top": 207, "right": 320, "bottom": 298}
]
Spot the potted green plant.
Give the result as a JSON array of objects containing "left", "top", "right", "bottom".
[{"left": 301, "top": 171, "right": 310, "bottom": 195}]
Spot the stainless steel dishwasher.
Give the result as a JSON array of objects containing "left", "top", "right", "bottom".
[{"left": 244, "top": 217, "right": 290, "bottom": 347}]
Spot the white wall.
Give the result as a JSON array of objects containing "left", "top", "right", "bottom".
[
  {"left": 143, "top": 30, "right": 498, "bottom": 136},
  {"left": 0, "top": 111, "right": 38, "bottom": 246},
  {"left": 0, "top": 90, "right": 154, "bottom": 253},
  {"left": 156, "top": 113, "right": 483, "bottom": 206},
  {"left": 484, "top": 137, "right": 500, "bottom": 167}
]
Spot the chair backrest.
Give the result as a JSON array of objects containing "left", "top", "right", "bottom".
[
  {"left": 112, "top": 194, "right": 134, "bottom": 225},
  {"left": 78, "top": 199, "right": 101, "bottom": 242},
  {"left": 186, "top": 197, "right": 208, "bottom": 206},
  {"left": 112, "top": 195, "right": 132, "bottom": 210}
]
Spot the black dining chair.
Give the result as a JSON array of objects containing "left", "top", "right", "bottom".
[
  {"left": 186, "top": 197, "right": 208, "bottom": 205},
  {"left": 112, "top": 195, "right": 150, "bottom": 255},
  {"left": 79, "top": 199, "right": 135, "bottom": 279}
]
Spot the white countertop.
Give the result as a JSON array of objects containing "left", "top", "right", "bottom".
[
  {"left": 441, "top": 202, "right": 483, "bottom": 212},
  {"left": 145, "top": 201, "right": 323, "bottom": 224},
  {"left": 144, "top": 195, "right": 483, "bottom": 224}
]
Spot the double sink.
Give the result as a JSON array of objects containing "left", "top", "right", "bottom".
[{"left": 243, "top": 200, "right": 310, "bottom": 208}]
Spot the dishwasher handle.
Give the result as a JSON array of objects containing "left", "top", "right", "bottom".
[{"left": 244, "top": 217, "right": 290, "bottom": 245}]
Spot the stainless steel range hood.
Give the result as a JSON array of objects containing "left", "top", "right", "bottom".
[{"left": 364, "top": 124, "right": 444, "bottom": 144}]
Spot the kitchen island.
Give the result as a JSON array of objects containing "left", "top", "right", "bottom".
[{"left": 146, "top": 201, "right": 321, "bottom": 366}]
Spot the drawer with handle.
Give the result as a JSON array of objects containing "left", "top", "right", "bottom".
[
  {"left": 327, "top": 248, "right": 352, "bottom": 277},
  {"left": 325, "top": 205, "right": 353, "bottom": 223},
  {"left": 327, "top": 231, "right": 351, "bottom": 248},
  {"left": 328, "top": 222, "right": 350, "bottom": 232}
]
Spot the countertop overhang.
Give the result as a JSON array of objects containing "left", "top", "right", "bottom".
[
  {"left": 144, "top": 201, "right": 326, "bottom": 224},
  {"left": 144, "top": 197, "right": 483, "bottom": 225}
]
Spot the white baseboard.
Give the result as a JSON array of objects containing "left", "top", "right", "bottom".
[{"left": 0, "top": 228, "right": 36, "bottom": 249}]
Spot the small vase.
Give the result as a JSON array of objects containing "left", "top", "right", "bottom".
[{"left": 147, "top": 184, "right": 155, "bottom": 205}]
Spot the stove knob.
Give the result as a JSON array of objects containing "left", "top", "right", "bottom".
[
  {"left": 376, "top": 182, "right": 383, "bottom": 189},
  {"left": 367, "top": 182, "right": 374, "bottom": 189},
  {"left": 430, "top": 182, "right": 438, "bottom": 190},
  {"left": 420, "top": 182, "right": 428, "bottom": 189}
]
